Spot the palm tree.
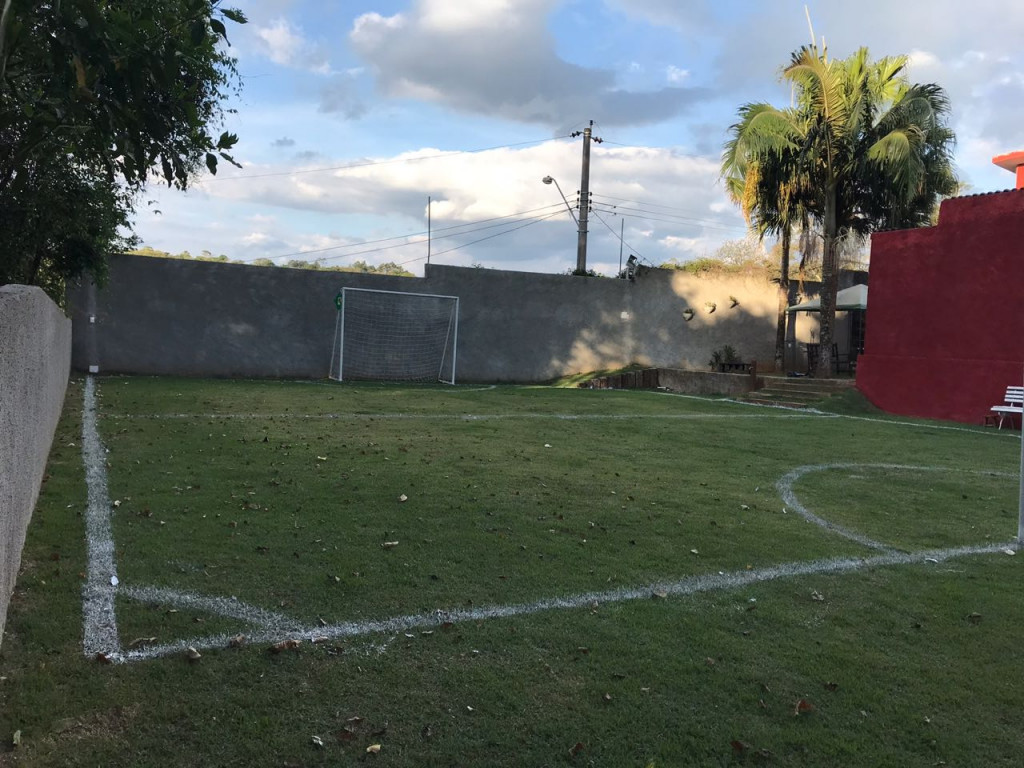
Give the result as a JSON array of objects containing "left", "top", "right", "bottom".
[
  {"left": 723, "top": 44, "right": 958, "bottom": 377},
  {"left": 722, "top": 104, "right": 810, "bottom": 371}
]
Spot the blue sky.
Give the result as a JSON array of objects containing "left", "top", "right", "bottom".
[{"left": 134, "top": 0, "right": 1024, "bottom": 276}]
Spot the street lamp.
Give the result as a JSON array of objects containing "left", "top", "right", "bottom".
[{"left": 541, "top": 176, "right": 579, "bottom": 227}]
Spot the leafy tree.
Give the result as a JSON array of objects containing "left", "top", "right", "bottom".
[
  {"left": 722, "top": 43, "right": 957, "bottom": 376},
  {"left": 0, "top": 154, "right": 136, "bottom": 304},
  {"left": 0, "top": 0, "right": 246, "bottom": 299}
]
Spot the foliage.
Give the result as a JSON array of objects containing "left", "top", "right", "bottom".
[
  {"left": 565, "top": 267, "right": 604, "bottom": 277},
  {"left": 659, "top": 236, "right": 776, "bottom": 277},
  {"left": 128, "top": 249, "right": 416, "bottom": 277},
  {"left": 0, "top": 155, "right": 137, "bottom": 305},
  {"left": 0, "top": 0, "right": 246, "bottom": 299},
  {"left": 708, "top": 344, "right": 741, "bottom": 369},
  {"left": 128, "top": 246, "right": 228, "bottom": 262},
  {"left": 721, "top": 43, "right": 957, "bottom": 375}
]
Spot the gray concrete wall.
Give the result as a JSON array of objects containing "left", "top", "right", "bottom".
[
  {"left": 0, "top": 285, "right": 71, "bottom": 648},
  {"left": 69, "top": 254, "right": 783, "bottom": 381}
]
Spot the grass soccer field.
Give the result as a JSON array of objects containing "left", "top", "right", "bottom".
[{"left": 1, "top": 375, "right": 1022, "bottom": 767}]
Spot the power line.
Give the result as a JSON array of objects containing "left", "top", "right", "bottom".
[
  {"left": 591, "top": 191, "right": 731, "bottom": 218},
  {"left": 319, "top": 207, "right": 570, "bottom": 265},
  {"left": 199, "top": 136, "right": 571, "bottom": 183},
  {"left": 254, "top": 206, "right": 573, "bottom": 266},
  {"left": 590, "top": 203, "right": 748, "bottom": 234},
  {"left": 589, "top": 209, "right": 651, "bottom": 267},
  {"left": 397, "top": 209, "right": 568, "bottom": 266}
]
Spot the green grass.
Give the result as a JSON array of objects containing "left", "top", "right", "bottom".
[{"left": 1, "top": 375, "right": 1022, "bottom": 767}]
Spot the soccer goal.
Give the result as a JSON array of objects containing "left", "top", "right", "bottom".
[{"left": 329, "top": 287, "right": 459, "bottom": 384}]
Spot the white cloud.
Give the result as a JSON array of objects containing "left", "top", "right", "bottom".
[
  {"left": 180, "top": 139, "right": 745, "bottom": 272},
  {"left": 666, "top": 65, "right": 690, "bottom": 83},
  {"left": 255, "top": 18, "right": 303, "bottom": 66},
  {"left": 348, "top": 1, "right": 709, "bottom": 128},
  {"left": 253, "top": 17, "right": 332, "bottom": 74}
]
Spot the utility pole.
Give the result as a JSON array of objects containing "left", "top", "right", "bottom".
[
  {"left": 570, "top": 120, "right": 601, "bottom": 274},
  {"left": 427, "top": 195, "right": 431, "bottom": 265}
]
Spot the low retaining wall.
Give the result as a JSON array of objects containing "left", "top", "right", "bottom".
[
  {"left": 584, "top": 367, "right": 761, "bottom": 396},
  {"left": 0, "top": 285, "right": 71, "bottom": 648},
  {"left": 658, "top": 367, "right": 762, "bottom": 396}
]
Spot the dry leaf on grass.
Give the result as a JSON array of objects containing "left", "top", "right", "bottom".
[
  {"left": 269, "top": 638, "right": 301, "bottom": 654},
  {"left": 127, "top": 637, "right": 156, "bottom": 649},
  {"left": 185, "top": 647, "right": 202, "bottom": 662},
  {"left": 311, "top": 735, "right": 324, "bottom": 748},
  {"left": 228, "top": 635, "right": 247, "bottom": 648},
  {"left": 366, "top": 744, "right": 381, "bottom": 754},
  {"left": 381, "top": 541, "right": 399, "bottom": 549},
  {"left": 568, "top": 742, "right": 585, "bottom": 758}
]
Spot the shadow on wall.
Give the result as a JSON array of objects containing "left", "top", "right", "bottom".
[
  {"left": 422, "top": 264, "right": 779, "bottom": 382},
  {"left": 68, "top": 255, "right": 782, "bottom": 383}
]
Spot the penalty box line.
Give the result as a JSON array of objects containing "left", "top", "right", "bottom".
[{"left": 118, "top": 543, "right": 1013, "bottom": 663}]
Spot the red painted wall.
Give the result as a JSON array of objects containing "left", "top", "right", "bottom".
[{"left": 856, "top": 189, "right": 1024, "bottom": 424}]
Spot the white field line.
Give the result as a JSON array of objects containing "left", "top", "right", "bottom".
[
  {"left": 119, "top": 542, "right": 1014, "bottom": 663},
  {"left": 778, "top": 463, "right": 1020, "bottom": 551},
  {"left": 119, "top": 586, "right": 301, "bottom": 632},
  {"left": 101, "top": 412, "right": 826, "bottom": 421},
  {"left": 651, "top": 388, "right": 1019, "bottom": 438},
  {"left": 833, "top": 412, "right": 1022, "bottom": 438},
  {"left": 81, "top": 376, "right": 121, "bottom": 658}
]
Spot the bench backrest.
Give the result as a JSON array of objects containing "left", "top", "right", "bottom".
[{"left": 1005, "top": 386, "right": 1024, "bottom": 405}]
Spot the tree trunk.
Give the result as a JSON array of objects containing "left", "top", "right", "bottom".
[
  {"left": 816, "top": 187, "right": 839, "bottom": 378},
  {"left": 774, "top": 225, "right": 791, "bottom": 371}
]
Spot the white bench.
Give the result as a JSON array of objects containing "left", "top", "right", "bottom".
[{"left": 991, "top": 386, "right": 1024, "bottom": 429}]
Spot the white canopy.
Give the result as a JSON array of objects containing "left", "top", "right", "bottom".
[{"left": 786, "top": 284, "right": 868, "bottom": 313}]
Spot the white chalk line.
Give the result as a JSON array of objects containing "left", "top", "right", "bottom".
[
  {"left": 113, "top": 461, "right": 1020, "bottom": 663},
  {"left": 81, "top": 376, "right": 121, "bottom": 657},
  {"left": 776, "top": 463, "right": 1017, "bottom": 551},
  {"left": 117, "top": 542, "right": 1014, "bottom": 663},
  {"left": 651, "top": 387, "right": 1018, "bottom": 438},
  {"left": 100, "top": 411, "right": 825, "bottom": 421},
  {"left": 119, "top": 585, "right": 301, "bottom": 633}
]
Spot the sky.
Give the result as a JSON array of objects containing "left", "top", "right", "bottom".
[{"left": 132, "top": 0, "right": 1024, "bottom": 277}]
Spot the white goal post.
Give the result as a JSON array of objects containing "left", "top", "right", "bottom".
[{"left": 329, "top": 287, "right": 460, "bottom": 384}]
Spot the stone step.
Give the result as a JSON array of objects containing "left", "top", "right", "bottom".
[
  {"left": 741, "top": 378, "right": 857, "bottom": 409},
  {"left": 760, "top": 377, "right": 856, "bottom": 392},
  {"left": 756, "top": 386, "right": 840, "bottom": 399}
]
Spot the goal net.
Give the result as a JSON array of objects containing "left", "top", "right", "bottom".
[{"left": 329, "top": 287, "right": 459, "bottom": 384}]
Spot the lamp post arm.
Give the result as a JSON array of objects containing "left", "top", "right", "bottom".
[{"left": 548, "top": 178, "right": 579, "bottom": 227}]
